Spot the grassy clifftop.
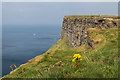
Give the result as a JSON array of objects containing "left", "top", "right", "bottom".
[
  {"left": 2, "top": 28, "right": 118, "bottom": 79},
  {"left": 64, "top": 15, "right": 119, "bottom": 18}
]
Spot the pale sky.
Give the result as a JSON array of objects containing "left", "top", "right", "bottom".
[
  {"left": 2, "top": 2, "right": 118, "bottom": 26},
  {"left": 2, "top": 0, "right": 120, "bottom": 2}
]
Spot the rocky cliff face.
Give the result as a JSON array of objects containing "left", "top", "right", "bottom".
[{"left": 60, "top": 15, "right": 119, "bottom": 47}]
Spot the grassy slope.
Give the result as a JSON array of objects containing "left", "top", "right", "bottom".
[{"left": 2, "top": 28, "right": 118, "bottom": 79}]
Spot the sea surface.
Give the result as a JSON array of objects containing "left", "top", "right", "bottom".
[{"left": 2, "top": 25, "right": 61, "bottom": 77}]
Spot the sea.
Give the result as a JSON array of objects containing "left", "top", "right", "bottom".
[{"left": 2, "top": 25, "right": 61, "bottom": 77}]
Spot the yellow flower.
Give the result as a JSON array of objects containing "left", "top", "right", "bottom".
[
  {"left": 72, "top": 54, "right": 82, "bottom": 62},
  {"left": 73, "top": 54, "right": 81, "bottom": 59},
  {"left": 72, "top": 58, "right": 76, "bottom": 62}
]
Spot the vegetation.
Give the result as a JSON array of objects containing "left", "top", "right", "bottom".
[
  {"left": 2, "top": 28, "right": 119, "bottom": 79},
  {"left": 65, "top": 15, "right": 119, "bottom": 19}
]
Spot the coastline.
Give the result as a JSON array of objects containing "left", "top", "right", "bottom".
[{"left": 2, "top": 15, "right": 119, "bottom": 79}]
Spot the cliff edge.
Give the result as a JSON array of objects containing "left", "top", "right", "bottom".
[
  {"left": 2, "top": 15, "right": 119, "bottom": 79},
  {"left": 60, "top": 15, "right": 119, "bottom": 47}
]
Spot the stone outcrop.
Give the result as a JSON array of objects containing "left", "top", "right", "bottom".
[{"left": 60, "top": 15, "right": 119, "bottom": 47}]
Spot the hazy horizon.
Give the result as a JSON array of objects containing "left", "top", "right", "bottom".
[{"left": 3, "top": 2, "right": 118, "bottom": 26}]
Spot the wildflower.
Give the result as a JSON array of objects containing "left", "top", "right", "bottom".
[
  {"left": 72, "top": 58, "right": 76, "bottom": 62},
  {"left": 72, "top": 54, "right": 82, "bottom": 62},
  {"left": 72, "top": 54, "right": 82, "bottom": 70},
  {"left": 73, "top": 54, "right": 81, "bottom": 59},
  {"left": 61, "top": 63, "right": 65, "bottom": 67}
]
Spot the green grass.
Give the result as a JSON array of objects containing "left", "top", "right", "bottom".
[
  {"left": 2, "top": 28, "right": 118, "bottom": 79},
  {"left": 64, "top": 15, "right": 119, "bottom": 19}
]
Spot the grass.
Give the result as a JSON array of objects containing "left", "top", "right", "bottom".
[
  {"left": 2, "top": 28, "right": 118, "bottom": 79},
  {"left": 64, "top": 15, "right": 119, "bottom": 19}
]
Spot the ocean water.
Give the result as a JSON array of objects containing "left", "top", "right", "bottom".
[{"left": 2, "top": 25, "right": 61, "bottom": 76}]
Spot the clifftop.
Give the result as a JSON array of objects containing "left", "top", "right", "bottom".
[
  {"left": 60, "top": 15, "right": 119, "bottom": 47},
  {"left": 64, "top": 15, "right": 119, "bottom": 18}
]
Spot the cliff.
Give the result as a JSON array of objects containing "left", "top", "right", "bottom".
[
  {"left": 60, "top": 15, "right": 119, "bottom": 47},
  {"left": 1, "top": 15, "right": 119, "bottom": 79}
]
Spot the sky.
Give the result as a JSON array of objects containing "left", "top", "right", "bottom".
[
  {"left": 2, "top": 0, "right": 120, "bottom": 2},
  {"left": 2, "top": 2, "right": 118, "bottom": 26}
]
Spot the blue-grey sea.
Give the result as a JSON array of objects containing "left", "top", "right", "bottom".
[{"left": 2, "top": 25, "right": 61, "bottom": 76}]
